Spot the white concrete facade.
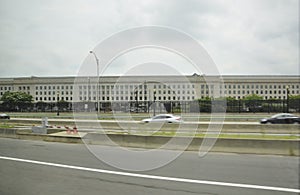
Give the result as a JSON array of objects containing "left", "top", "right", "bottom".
[{"left": 0, "top": 75, "right": 299, "bottom": 103}]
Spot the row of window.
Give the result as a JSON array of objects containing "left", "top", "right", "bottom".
[
  {"left": 78, "top": 89, "right": 196, "bottom": 95},
  {"left": 0, "top": 85, "right": 74, "bottom": 91},
  {"left": 35, "top": 96, "right": 73, "bottom": 101},
  {"left": 77, "top": 84, "right": 195, "bottom": 90},
  {"left": 0, "top": 86, "right": 31, "bottom": 91},
  {"left": 1, "top": 83, "right": 299, "bottom": 91},
  {"left": 35, "top": 91, "right": 73, "bottom": 96},
  {"left": 79, "top": 95, "right": 195, "bottom": 101},
  {"left": 0, "top": 86, "right": 12, "bottom": 91},
  {"left": 154, "top": 84, "right": 195, "bottom": 89},
  {"left": 226, "top": 90, "right": 299, "bottom": 95},
  {"left": 36, "top": 85, "right": 73, "bottom": 90},
  {"left": 230, "top": 96, "right": 289, "bottom": 100},
  {"left": 225, "top": 84, "right": 299, "bottom": 89}
]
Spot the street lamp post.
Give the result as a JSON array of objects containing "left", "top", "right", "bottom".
[
  {"left": 153, "top": 89, "right": 156, "bottom": 116},
  {"left": 56, "top": 91, "right": 60, "bottom": 116},
  {"left": 286, "top": 86, "right": 290, "bottom": 113},
  {"left": 135, "top": 89, "right": 138, "bottom": 113},
  {"left": 90, "top": 51, "right": 100, "bottom": 114}
]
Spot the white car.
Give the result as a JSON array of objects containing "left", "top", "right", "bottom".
[
  {"left": 0, "top": 113, "right": 10, "bottom": 119},
  {"left": 142, "top": 114, "right": 183, "bottom": 123}
]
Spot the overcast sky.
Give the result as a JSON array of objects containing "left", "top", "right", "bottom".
[{"left": 0, "top": 0, "right": 299, "bottom": 77}]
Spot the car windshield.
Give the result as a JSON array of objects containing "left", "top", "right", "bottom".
[
  {"left": 153, "top": 115, "right": 165, "bottom": 119},
  {"left": 271, "top": 113, "right": 293, "bottom": 118},
  {"left": 153, "top": 114, "right": 173, "bottom": 119}
]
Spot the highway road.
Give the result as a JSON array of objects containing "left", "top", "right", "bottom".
[
  {"left": 8, "top": 117, "right": 300, "bottom": 137},
  {"left": 10, "top": 117, "right": 260, "bottom": 125},
  {"left": 0, "top": 138, "right": 299, "bottom": 195}
]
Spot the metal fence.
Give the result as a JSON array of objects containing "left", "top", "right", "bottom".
[{"left": 0, "top": 99, "right": 299, "bottom": 113}]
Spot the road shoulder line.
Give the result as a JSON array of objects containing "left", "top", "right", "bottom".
[{"left": 0, "top": 155, "right": 299, "bottom": 193}]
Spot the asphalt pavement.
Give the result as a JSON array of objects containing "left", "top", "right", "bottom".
[{"left": 0, "top": 138, "right": 299, "bottom": 195}]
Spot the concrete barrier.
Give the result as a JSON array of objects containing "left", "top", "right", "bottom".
[
  {"left": 32, "top": 126, "right": 47, "bottom": 134},
  {"left": 0, "top": 128, "right": 18, "bottom": 138},
  {"left": 0, "top": 128, "right": 82, "bottom": 143},
  {"left": 83, "top": 133, "right": 300, "bottom": 156},
  {"left": 44, "top": 135, "right": 82, "bottom": 143},
  {"left": 0, "top": 127, "right": 299, "bottom": 156},
  {"left": 76, "top": 121, "right": 300, "bottom": 134}
]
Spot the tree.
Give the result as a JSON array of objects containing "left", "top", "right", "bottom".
[
  {"left": 243, "top": 94, "right": 263, "bottom": 100},
  {"left": 289, "top": 95, "right": 300, "bottom": 100},
  {"left": 0, "top": 91, "right": 33, "bottom": 111},
  {"left": 1, "top": 91, "right": 33, "bottom": 103}
]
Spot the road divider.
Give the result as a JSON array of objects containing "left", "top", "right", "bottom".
[
  {"left": 0, "top": 127, "right": 299, "bottom": 156},
  {"left": 8, "top": 118, "right": 300, "bottom": 134}
]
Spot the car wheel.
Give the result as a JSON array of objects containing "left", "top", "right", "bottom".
[
  {"left": 293, "top": 121, "right": 299, "bottom": 124},
  {"left": 266, "top": 122, "right": 272, "bottom": 124}
]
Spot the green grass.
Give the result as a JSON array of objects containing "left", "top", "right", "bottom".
[
  {"left": 214, "top": 134, "right": 300, "bottom": 140},
  {"left": 6, "top": 112, "right": 273, "bottom": 122},
  {"left": 151, "top": 131, "right": 300, "bottom": 140},
  {"left": 0, "top": 120, "right": 298, "bottom": 140},
  {"left": 0, "top": 122, "right": 15, "bottom": 128}
]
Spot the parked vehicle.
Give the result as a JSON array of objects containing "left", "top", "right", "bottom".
[
  {"left": 260, "top": 113, "right": 300, "bottom": 124},
  {"left": 142, "top": 114, "right": 182, "bottom": 123},
  {"left": 0, "top": 113, "right": 10, "bottom": 119}
]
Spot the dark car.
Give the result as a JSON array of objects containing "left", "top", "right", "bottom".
[
  {"left": 260, "top": 113, "right": 300, "bottom": 124},
  {"left": 0, "top": 113, "right": 10, "bottom": 119}
]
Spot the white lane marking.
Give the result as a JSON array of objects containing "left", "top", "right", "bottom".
[{"left": 0, "top": 156, "right": 299, "bottom": 193}]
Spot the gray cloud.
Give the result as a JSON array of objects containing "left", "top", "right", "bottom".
[{"left": 0, "top": 0, "right": 298, "bottom": 77}]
